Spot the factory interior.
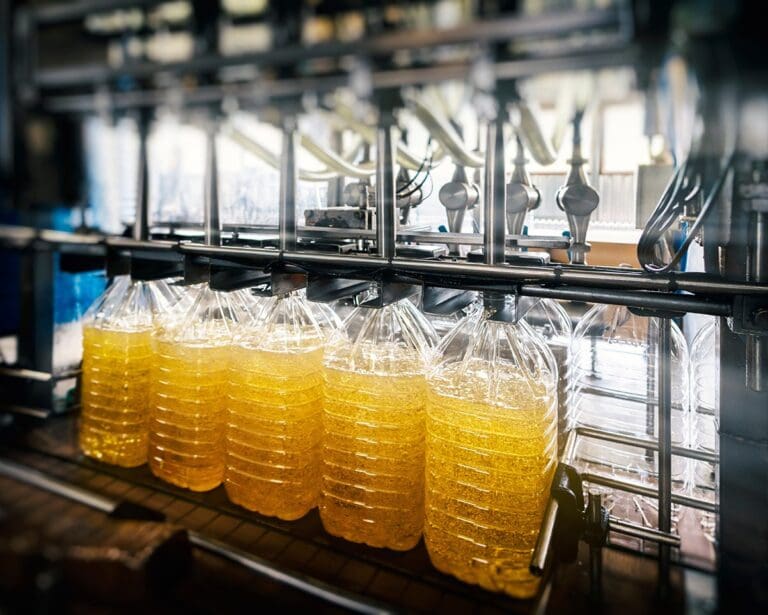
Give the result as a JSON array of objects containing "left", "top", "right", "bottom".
[{"left": 0, "top": 1, "right": 766, "bottom": 613}]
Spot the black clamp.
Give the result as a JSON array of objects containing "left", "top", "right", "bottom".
[{"left": 550, "top": 463, "right": 609, "bottom": 563}]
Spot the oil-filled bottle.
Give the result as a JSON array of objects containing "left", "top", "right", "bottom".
[
  {"left": 522, "top": 298, "right": 572, "bottom": 453},
  {"left": 225, "top": 292, "right": 336, "bottom": 520},
  {"left": 149, "top": 285, "right": 241, "bottom": 491},
  {"left": 424, "top": 296, "right": 558, "bottom": 598},
  {"left": 80, "top": 276, "right": 178, "bottom": 467},
  {"left": 320, "top": 298, "right": 438, "bottom": 550}
]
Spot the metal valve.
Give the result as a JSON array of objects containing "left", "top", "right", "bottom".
[
  {"left": 506, "top": 135, "right": 541, "bottom": 236},
  {"left": 439, "top": 164, "right": 479, "bottom": 253},
  {"left": 556, "top": 110, "right": 599, "bottom": 264}
]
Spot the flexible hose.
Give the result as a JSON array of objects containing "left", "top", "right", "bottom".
[
  {"left": 299, "top": 132, "right": 375, "bottom": 179},
  {"left": 402, "top": 91, "right": 485, "bottom": 168}
]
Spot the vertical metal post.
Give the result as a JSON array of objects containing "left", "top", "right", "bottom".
[
  {"left": 376, "top": 115, "right": 396, "bottom": 260},
  {"left": 657, "top": 316, "right": 673, "bottom": 592},
  {"left": 203, "top": 123, "right": 220, "bottom": 247},
  {"left": 747, "top": 211, "right": 768, "bottom": 391},
  {"left": 133, "top": 109, "right": 150, "bottom": 242},
  {"left": 483, "top": 115, "right": 506, "bottom": 266},
  {"left": 588, "top": 491, "right": 603, "bottom": 600},
  {"left": 279, "top": 117, "right": 298, "bottom": 253},
  {"left": 327, "top": 128, "right": 344, "bottom": 206}
]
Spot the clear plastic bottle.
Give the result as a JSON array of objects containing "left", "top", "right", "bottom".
[
  {"left": 570, "top": 304, "right": 690, "bottom": 528},
  {"left": 149, "top": 286, "right": 241, "bottom": 491},
  {"left": 320, "top": 299, "right": 438, "bottom": 550},
  {"left": 80, "top": 276, "right": 178, "bottom": 467},
  {"left": 690, "top": 320, "right": 719, "bottom": 539},
  {"left": 522, "top": 298, "right": 572, "bottom": 453},
  {"left": 225, "top": 292, "right": 333, "bottom": 519},
  {"left": 424, "top": 298, "right": 558, "bottom": 598}
]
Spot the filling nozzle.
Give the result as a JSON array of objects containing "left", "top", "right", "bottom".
[
  {"left": 556, "top": 110, "right": 600, "bottom": 264},
  {"left": 506, "top": 135, "right": 541, "bottom": 237}
]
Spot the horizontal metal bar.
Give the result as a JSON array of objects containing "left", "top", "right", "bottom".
[
  {"left": 31, "top": 0, "right": 162, "bottom": 25},
  {"left": 608, "top": 517, "right": 682, "bottom": 547},
  {"left": 521, "top": 285, "right": 732, "bottom": 317},
  {"left": 34, "top": 8, "right": 622, "bottom": 88},
  {"left": 0, "top": 404, "right": 52, "bottom": 420},
  {"left": 41, "top": 45, "right": 638, "bottom": 113},
  {"left": 0, "top": 458, "right": 115, "bottom": 513},
  {"left": 576, "top": 385, "right": 688, "bottom": 411},
  {"left": 580, "top": 472, "right": 719, "bottom": 514},
  {"left": 0, "top": 365, "right": 53, "bottom": 382},
  {"left": 576, "top": 426, "right": 720, "bottom": 464},
  {"left": 2, "top": 227, "right": 766, "bottom": 309},
  {"left": 189, "top": 533, "right": 392, "bottom": 615}
]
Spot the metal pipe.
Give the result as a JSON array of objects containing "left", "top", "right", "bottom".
[
  {"left": 133, "top": 110, "right": 150, "bottom": 242},
  {"left": 530, "top": 430, "right": 578, "bottom": 575},
  {"left": 608, "top": 517, "right": 681, "bottom": 547},
  {"left": 575, "top": 426, "right": 719, "bottom": 464},
  {"left": 188, "top": 533, "right": 391, "bottom": 615},
  {"left": 0, "top": 458, "right": 114, "bottom": 514},
  {"left": 580, "top": 472, "right": 718, "bottom": 513},
  {"left": 484, "top": 116, "right": 506, "bottom": 266},
  {"left": 747, "top": 211, "right": 768, "bottom": 391},
  {"left": 376, "top": 119, "right": 397, "bottom": 260},
  {"left": 279, "top": 118, "right": 298, "bottom": 253},
  {"left": 657, "top": 317, "right": 673, "bottom": 590},
  {"left": 203, "top": 124, "right": 220, "bottom": 247},
  {"left": 33, "top": 8, "right": 624, "bottom": 82},
  {"left": 588, "top": 491, "right": 603, "bottom": 599},
  {"left": 520, "top": 285, "right": 731, "bottom": 317}
]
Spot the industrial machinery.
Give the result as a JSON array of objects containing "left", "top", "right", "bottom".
[{"left": 0, "top": 1, "right": 766, "bottom": 613}]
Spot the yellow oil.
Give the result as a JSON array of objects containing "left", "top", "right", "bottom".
[
  {"left": 79, "top": 326, "right": 153, "bottom": 467},
  {"left": 148, "top": 336, "right": 229, "bottom": 491},
  {"left": 320, "top": 359, "right": 426, "bottom": 550},
  {"left": 225, "top": 329, "right": 324, "bottom": 520},
  {"left": 424, "top": 361, "right": 557, "bottom": 599}
]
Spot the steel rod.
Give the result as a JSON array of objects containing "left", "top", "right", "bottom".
[
  {"left": 32, "top": 8, "right": 622, "bottom": 82},
  {"left": 658, "top": 317, "right": 673, "bottom": 588},
  {"left": 188, "top": 533, "right": 391, "bottom": 615},
  {"left": 576, "top": 426, "right": 719, "bottom": 464},
  {"left": 133, "top": 110, "right": 150, "bottom": 242},
  {"left": 278, "top": 118, "right": 298, "bottom": 253},
  {"left": 203, "top": 124, "right": 221, "bottom": 247},
  {"left": 0, "top": 458, "right": 114, "bottom": 514},
  {"left": 580, "top": 472, "right": 718, "bottom": 513},
  {"left": 608, "top": 517, "right": 681, "bottom": 547},
  {"left": 41, "top": 46, "right": 639, "bottom": 114},
  {"left": 484, "top": 116, "right": 506, "bottom": 266},
  {"left": 376, "top": 119, "right": 397, "bottom": 260}
]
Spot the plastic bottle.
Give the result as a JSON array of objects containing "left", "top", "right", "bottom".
[
  {"left": 522, "top": 298, "right": 572, "bottom": 453},
  {"left": 424, "top": 297, "right": 558, "bottom": 598},
  {"left": 570, "top": 304, "right": 690, "bottom": 531},
  {"left": 149, "top": 286, "right": 241, "bottom": 491},
  {"left": 225, "top": 292, "right": 335, "bottom": 519},
  {"left": 80, "top": 276, "right": 178, "bottom": 467},
  {"left": 320, "top": 298, "right": 438, "bottom": 550},
  {"left": 690, "top": 320, "right": 719, "bottom": 540}
]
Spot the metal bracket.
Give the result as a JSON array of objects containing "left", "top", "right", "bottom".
[
  {"left": 306, "top": 275, "right": 371, "bottom": 304},
  {"left": 421, "top": 286, "right": 477, "bottom": 316},
  {"left": 731, "top": 295, "right": 768, "bottom": 336}
]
